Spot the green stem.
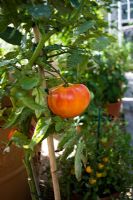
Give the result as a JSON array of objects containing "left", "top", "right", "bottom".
[
  {"left": 28, "top": 30, "right": 55, "bottom": 68},
  {"left": 23, "top": 151, "right": 39, "bottom": 200},
  {"left": 47, "top": 50, "right": 69, "bottom": 58},
  {"left": 37, "top": 60, "right": 69, "bottom": 86}
]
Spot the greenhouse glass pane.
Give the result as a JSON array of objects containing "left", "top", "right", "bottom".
[
  {"left": 121, "top": 0, "right": 126, "bottom": 3},
  {"left": 111, "top": 7, "right": 118, "bottom": 21},
  {"left": 130, "top": 3, "right": 133, "bottom": 18},
  {"left": 122, "top": 4, "right": 128, "bottom": 19}
]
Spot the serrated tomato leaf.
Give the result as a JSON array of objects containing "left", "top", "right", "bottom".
[
  {"left": 11, "top": 130, "right": 30, "bottom": 148},
  {"left": 20, "top": 76, "right": 40, "bottom": 90},
  {"left": 3, "top": 107, "right": 24, "bottom": 128},
  {"left": 20, "top": 95, "right": 44, "bottom": 111},
  {"left": 29, "top": 117, "right": 51, "bottom": 150}
]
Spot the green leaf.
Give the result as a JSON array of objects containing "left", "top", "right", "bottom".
[
  {"left": 29, "top": 117, "right": 51, "bottom": 150},
  {"left": 0, "top": 15, "right": 9, "bottom": 33},
  {"left": 28, "top": 4, "right": 51, "bottom": 19},
  {"left": 75, "top": 21, "right": 95, "bottom": 35},
  {"left": 60, "top": 132, "right": 80, "bottom": 161},
  {"left": 44, "top": 44, "right": 63, "bottom": 52},
  {"left": 19, "top": 95, "right": 44, "bottom": 111},
  {"left": 55, "top": 121, "right": 64, "bottom": 132},
  {"left": 0, "top": 59, "right": 17, "bottom": 67},
  {"left": 67, "top": 49, "right": 88, "bottom": 69},
  {"left": 57, "top": 127, "right": 75, "bottom": 150},
  {"left": 75, "top": 141, "right": 84, "bottom": 181},
  {"left": 4, "top": 51, "right": 19, "bottom": 59},
  {"left": 53, "top": 116, "right": 65, "bottom": 132},
  {"left": 70, "top": 0, "right": 80, "bottom": 8},
  {"left": 20, "top": 76, "right": 40, "bottom": 90},
  {"left": 91, "top": 36, "right": 110, "bottom": 51},
  {"left": 18, "top": 107, "right": 33, "bottom": 135},
  {"left": 0, "top": 72, "right": 7, "bottom": 85},
  {"left": 32, "top": 88, "right": 49, "bottom": 118},
  {"left": 0, "top": 27, "right": 22, "bottom": 45},
  {"left": 61, "top": 145, "right": 74, "bottom": 162},
  {"left": 3, "top": 107, "right": 24, "bottom": 128},
  {"left": 11, "top": 131, "right": 30, "bottom": 148}
]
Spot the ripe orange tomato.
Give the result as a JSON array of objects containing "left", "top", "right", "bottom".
[
  {"left": 47, "top": 84, "right": 91, "bottom": 118},
  {"left": 96, "top": 172, "right": 103, "bottom": 178},
  {"left": 98, "top": 163, "right": 104, "bottom": 169},
  {"left": 89, "top": 178, "right": 96, "bottom": 185},
  {"left": 86, "top": 166, "right": 93, "bottom": 173},
  {"left": 8, "top": 128, "right": 17, "bottom": 140}
]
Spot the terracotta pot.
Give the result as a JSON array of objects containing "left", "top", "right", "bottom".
[
  {"left": 0, "top": 128, "right": 31, "bottom": 200},
  {"left": 106, "top": 101, "right": 121, "bottom": 118},
  {"left": 71, "top": 194, "right": 82, "bottom": 200}
]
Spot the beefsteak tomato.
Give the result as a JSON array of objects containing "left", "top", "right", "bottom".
[{"left": 47, "top": 84, "right": 91, "bottom": 118}]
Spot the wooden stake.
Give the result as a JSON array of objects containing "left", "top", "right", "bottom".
[{"left": 47, "top": 135, "right": 61, "bottom": 200}]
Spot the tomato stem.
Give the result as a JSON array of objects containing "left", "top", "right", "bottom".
[
  {"left": 28, "top": 30, "right": 55, "bottom": 68},
  {"left": 23, "top": 151, "right": 39, "bottom": 200}
]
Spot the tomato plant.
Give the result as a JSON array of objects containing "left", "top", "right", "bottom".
[
  {"left": 48, "top": 84, "right": 91, "bottom": 118},
  {"left": 0, "top": 0, "right": 113, "bottom": 200}
]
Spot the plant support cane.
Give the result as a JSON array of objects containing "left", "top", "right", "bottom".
[
  {"left": 47, "top": 135, "right": 61, "bottom": 200},
  {"left": 40, "top": 66, "right": 61, "bottom": 200},
  {"left": 29, "top": 29, "right": 61, "bottom": 200}
]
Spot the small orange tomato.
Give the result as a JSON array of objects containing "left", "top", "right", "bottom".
[
  {"left": 102, "top": 157, "right": 109, "bottom": 163},
  {"left": 98, "top": 163, "right": 104, "bottom": 169},
  {"left": 96, "top": 172, "right": 103, "bottom": 178},
  {"left": 47, "top": 84, "right": 91, "bottom": 118},
  {"left": 89, "top": 178, "right": 96, "bottom": 185},
  {"left": 86, "top": 166, "right": 93, "bottom": 173},
  {"left": 8, "top": 128, "right": 17, "bottom": 140}
]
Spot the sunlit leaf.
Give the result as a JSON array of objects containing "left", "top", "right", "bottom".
[
  {"left": 3, "top": 107, "right": 24, "bottom": 128},
  {"left": 11, "top": 130, "right": 30, "bottom": 148},
  {"left": 32, "top": 88, "right": 49, "bottom": 118},
  {"left": 29, "top": 117, "right": 51, "bottom": 150}
]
